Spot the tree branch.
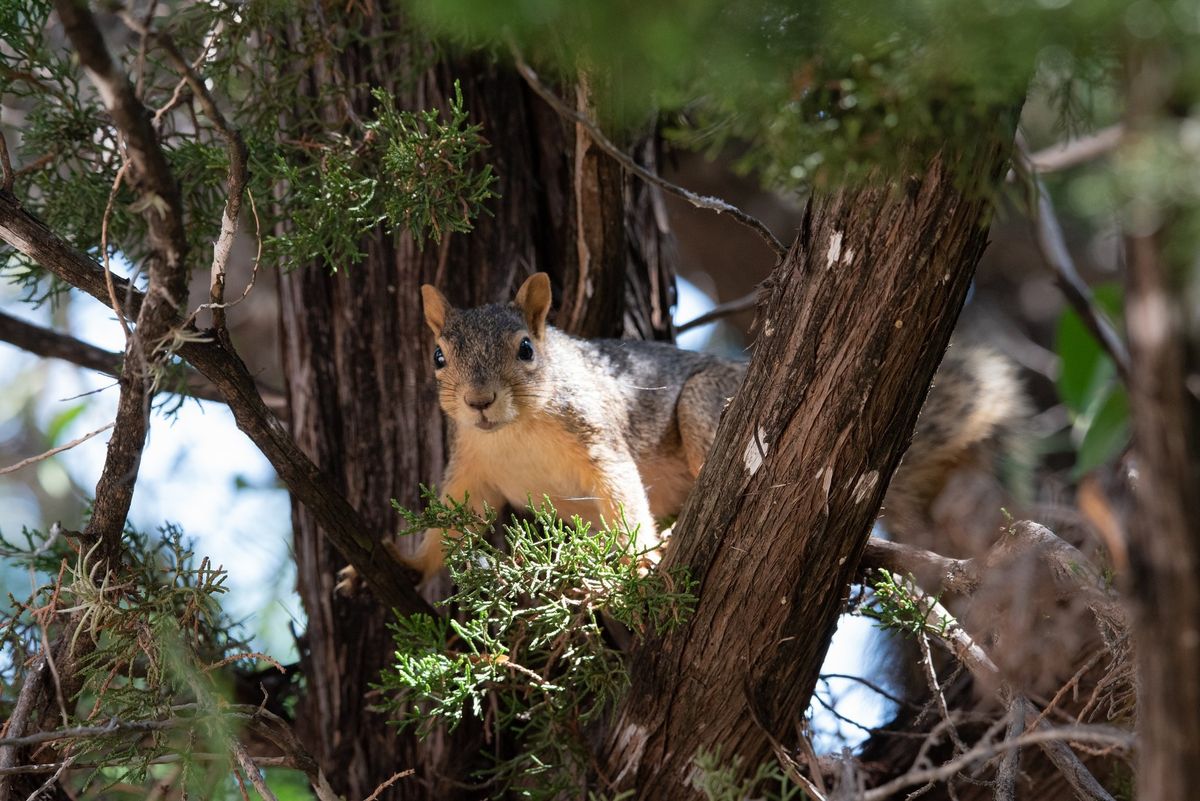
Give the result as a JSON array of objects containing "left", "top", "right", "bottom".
[
  {"left": 875, "top": 569, "right": 1121, "bottom": 801},
  {"left": 118, "top": 13, "right": 249, "bottom": 338},
  {"left": 508, "top": 44, "right": 788, "bottom": 262},
  {"left": 860, "top": 523, "right": 1126, "bottom": 634},
  {"left": 0, "top": 310, "right": 286, "bottom": 411},
  {"left": 1012, "top": 139, "right": 1131, "bottom": 383},
  {"left": 0, "top": 423, "right": 114, "bottom": 476},
  {"left": 675, "top": 288, "right": 761, "bottom": 334},
  {"left": 53, "top": 0, "right": 191, "bottom": 556},
  {"left": 855, "top": 724, "right": 1132, "bottom": 801},
  {"left": 0, "top": 191, "right": 431, "bottom": 616}
]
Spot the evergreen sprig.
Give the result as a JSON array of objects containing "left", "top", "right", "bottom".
[
  {"left": 0, "top": 523, "right": 272, "bottom": 797},
  {"left": 379, "top": 489, "right": 696, "bottom": 799}
]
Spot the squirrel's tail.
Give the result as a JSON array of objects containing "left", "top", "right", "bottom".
[{"left": 883, "top": 346, "right": 1031, "bottom": 551}]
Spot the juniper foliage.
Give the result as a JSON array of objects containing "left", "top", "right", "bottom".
[{"left": 378, "top": 490, "right": 697, "bottom": 800}]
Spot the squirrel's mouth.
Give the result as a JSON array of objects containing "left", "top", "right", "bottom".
[{"left": 474, "top": 415, "right": 501, "bottom": 431}]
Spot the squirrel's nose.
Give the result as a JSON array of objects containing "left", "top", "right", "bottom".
[{"left": 465, "top": 391, "right": 496, "bottom": 411}]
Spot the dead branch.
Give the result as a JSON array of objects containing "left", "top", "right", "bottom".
[
  {"left": 508, "top": 43, "right": 788, "bottom": 262},
  {"left": 853, "top": 724, "right": 1132, "bottom": 801},
  {"left": 362, "top": 770, "right": 416, "bottom": 801},
  {"left": 676, "top": 288, "right": 760, "bottom": 333},
  {"left": 0, "top": 423, "right": 115, "bottom": 476},
  {"left": 876, "top": 571, "right": 1121, "bottom": 801},
  {"left": 231, "top": 740, "right": 279, "bottom": 801},
  {"left": 861, "top": 522, "right": 1126, "bottom": 634},
  {"left": 1005, "top": 125, "right": 1123, "bottom": 179},
  {"left": 119, "top": 13, "right": 249, "bottom": 337},
  {"left": 994, "top": 696, "right": 1026, "bottom": 801},
  {"left": 0, "top": 310, "right": 286, "bottom": 410},
  {"left": 0, "top": 192, "right": 431, "bottom": 617},
  {"left": 860, "top": 537, "right": 977, "bottom": 595},
  {"left": 1012, "top": 139, "right": 1131, "bottom": 383}
]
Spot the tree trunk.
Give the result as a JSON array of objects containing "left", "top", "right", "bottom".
[
  {"left": 1125, "top": 226, "right": 1200, "bottom": 801},
  {"left": 276, "top": 10, "right": 674, "bottom": 798},
  {"left": 599, "top": 131, "right": 1016, "bottom": 798},
  {"left": 1120, "top": 52, "right": 1200, "bottom": 801}
]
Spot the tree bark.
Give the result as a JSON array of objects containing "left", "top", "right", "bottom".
[
  {"left": 1120, "top": 50, "right": 1200, "bottom": 801},
  {"left": 275, "top": 11, "right": 674, "bottom": 798},
  {"left": 599, "top": 131, "right": 1016, "bottom": 798}
]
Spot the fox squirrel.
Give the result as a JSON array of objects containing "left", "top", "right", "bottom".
[{"left": 403, "top": 272, "right": 1028, "bottom": 582}]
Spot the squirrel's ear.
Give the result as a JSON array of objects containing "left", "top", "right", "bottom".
[
  {"left": 421, "top": 285, "right": 450, "bottom": 336},
  {"left": 514, "top": 272, "right": 552, "bottom": 338}
]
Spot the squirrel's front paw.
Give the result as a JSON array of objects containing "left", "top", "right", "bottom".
[{"left": 334, "top": 563, "right": 364, "bottom": 597}]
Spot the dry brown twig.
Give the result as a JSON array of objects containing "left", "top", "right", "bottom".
[
  {"left": 0, "top": 423, "right": 115, "bottom": 476},
  {"left": 362, "top": 770, "right": 416, "bottom": 801},
  {"left": 871, "top": 569, "right": 1122, "bottom": 801},
  {"left": 100, "top": 160, "right": 133, "bottom": 340},
  {"left": 508, "top": 42, "right": 788, "bottom": 262},
  {"left": 231, "top": 740, "right": 279, "bottom": 801},
  {"left": 855, "top": 723, "right": 1131, "bottom": 801},
  {"left": 676, "top": 289, "right": 761, "bottom": 334}
]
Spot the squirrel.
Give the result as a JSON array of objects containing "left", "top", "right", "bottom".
[{"left": 402, "top": 272, "right": 1028, "bottom": 583}]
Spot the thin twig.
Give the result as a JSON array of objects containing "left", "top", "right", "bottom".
[
  {"left": 1012, "top": 138, "right": 1131, "bottom": 382},
  {"left": 676, "top": 289, "right": 761, "bottom": 333},
  {"left": 0, "top": 423, "right": 115, "bottom": 476},
  {"left": 508, "top": 42, "right": 788, "bottom": 261},
  {"left": 0, "top": 311, "right": 284, "bottom": 409},
  {"left": 993, "top": 696, "right": 1026, "bottom": 801},
  {"left": 362, "top": 769, "right": 416, "bottom": 801},
  {"left": 100, "top": 160, "right": 133, "bottom": 340},
  {"left": 919, "top": 633, "right": 967, "bottom": 754},
  {"left": 857, "top": 725, "right": 1133, "bottom": 801},
  {"left": 21, "top": 752, "right": 76, "bottom": 801},
  {"left": 231, "top": 740, "right": 280, "bottom": 801},
  {"left": 1005, "top": 125, "right": 1123, "bottom": 180},
  {"left": 0, "top": 752, "right": 294, "bottom": 777}
]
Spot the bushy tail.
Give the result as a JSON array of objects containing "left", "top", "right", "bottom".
[{"left": 883, "top": 345, "right": 1031, "bottom": 552}]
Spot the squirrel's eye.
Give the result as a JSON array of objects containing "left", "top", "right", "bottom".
[
  {"left": 517, "top": 337, "right": 534, "bottom": 362},
  {"left": 433, "top": 346, "right": 446, "bottom": 369}
]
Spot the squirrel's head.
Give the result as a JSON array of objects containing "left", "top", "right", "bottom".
[{"left": 421, "top": 273, "right": 554, "bottom": 432}]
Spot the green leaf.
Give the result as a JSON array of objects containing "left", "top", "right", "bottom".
[
  {"left": 1073, "top": 384, "right": 1131, "bottom": 478},
  {"left": 1054, "top": 282, "right": 1123, "bottom": 414},
  {"left": 45, "top": 402, "right": 87, "bottom": 446}
]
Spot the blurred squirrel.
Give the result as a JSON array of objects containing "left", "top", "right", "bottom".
[{"left": 395, "top": 272, "right": 1028, "bottom": 583}]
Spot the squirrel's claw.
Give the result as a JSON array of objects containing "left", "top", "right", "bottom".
[{"left": 334, "top": 563, "right": 364, "bottom": 597}]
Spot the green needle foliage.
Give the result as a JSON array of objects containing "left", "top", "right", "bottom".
[
  {"left": 861, "top": 570, "right": 950, "bottom": 639},
  {"left": 690, "top": 749, "right": 807, "bottom": 801},
  {"left": 1, "top": 1, "right": 495, "bottom": 298},
  {"left": 0, "top": 523, "right": 279, "bottom": 798},
  {"left": 271, "top": 81, "right": 495, "bottom": 271},
  {"left": 378, "top": 490, "right": 697, "bottom": 799}
]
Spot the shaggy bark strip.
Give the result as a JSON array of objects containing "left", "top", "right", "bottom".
[{"left": 600, "top": 133, "right": 1015, "bottom": 797}]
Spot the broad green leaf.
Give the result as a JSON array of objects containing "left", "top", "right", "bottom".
[
  {"left": 1073, "top": 384, "right": 1131, "bottom": 478},
  {"left": 1054, "top": 283, "right": 1123, "bottom": 414},
  {"left": 45, "top": 402, "right": 87, "bottom": 447}
]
